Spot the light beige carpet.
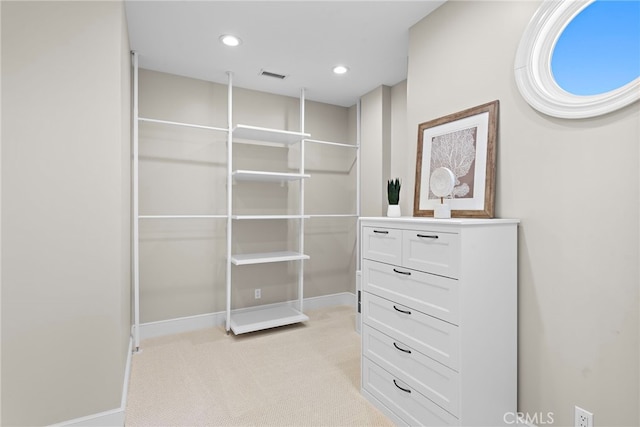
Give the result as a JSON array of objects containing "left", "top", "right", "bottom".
[{"left": 125, "top": 305, "right": 393, "bottom": 426}]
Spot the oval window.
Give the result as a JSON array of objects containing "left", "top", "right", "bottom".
[
  {"left": 552, "top": 0, "right": 640, "bottom": 96},
  {"left": 515, "top": 0, "right": 640, "bottom": 119}
]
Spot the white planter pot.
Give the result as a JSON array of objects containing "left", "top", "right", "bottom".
[{"left": 387, "top": 204, "right": 401, "bottom": 217}]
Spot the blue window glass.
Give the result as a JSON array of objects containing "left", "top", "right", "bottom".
[{"left": 551, "top": 0, "right": 640, "bottom": 96}]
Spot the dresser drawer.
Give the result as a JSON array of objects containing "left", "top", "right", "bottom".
[
  {"left": 362, "top": 358, "right": 459, "bottom": 426},
  {"left": 362, "top": 292, "right": 459, "bottom": 370},
  {"left": 363, "top": 325, "right": 460, "bottom": 416},
  {"left": 362, "top": 226, "right": 402, "bottom": 265},
  {"left": 363, "top": 259, "right": 459, "bottom": 325},
  {"left": 403, "top": 230, "right": 460, "bottom": 279}
]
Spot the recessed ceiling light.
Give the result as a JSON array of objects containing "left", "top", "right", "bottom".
[
  {"left": 333, "top": 65, "right": 349, "bottom": 75},
  {"left": 220, "top": 34, "right": 241, "bottom": 47}
]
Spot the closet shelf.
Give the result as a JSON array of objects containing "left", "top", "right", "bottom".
[
  {"left": 232, "top": 170, "right": 310, "bottom": 182},
  {"left": 231, "top": 251, "right": 310, "bottom": 265},
  {"left": 230, "top": 305, "right": 309, "bottom": 335},
  {"left": 305, "top": 138, "right": 358, "bottom": 149},
  {"left": 233, "top": 124, "right": 310, "bottom": 145}
]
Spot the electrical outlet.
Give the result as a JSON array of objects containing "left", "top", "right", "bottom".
[
  {"left": 575, "top": 406, "right": 593, "bottom": 427},
  {"left": 254, "top": 288, "right": 261, "bottom": 299}
]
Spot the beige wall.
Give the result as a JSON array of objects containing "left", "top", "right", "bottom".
[
  {"left": 138, "top": 69, "right": 356, "bottom": 322},
  {"left": 360, "top": 83, "right": 411, "bottom": 216},
  {"left": 390, "top": 80, "right": 411, "bottom": 215},
  {"left": 1, "top": 1, "right": 131, "bottom": 425},
  {"left": 360, "top": 85, "right": 391, "bottom": 216},
  {"left": 406, "top": 1, "right": 639, "bottom": 426}
]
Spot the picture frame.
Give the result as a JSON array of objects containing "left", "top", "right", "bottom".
[{"left": 413, "top": 100, "right": 499, "bottom": 218}]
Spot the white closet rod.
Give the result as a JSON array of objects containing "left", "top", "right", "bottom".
[
  {"left": 305, "top": 138, "right": 358, "bottom": 148},
  {"left": 139, "top": 215, "right": 226, "bottom": 219},
  {"left": 232, "top": 215, "right": 310, "bottom": 220},
  {"left": 139, "top": 117, "right": 227, "bottom": 132},
  {"left": 308, "top": 214, "right": 358, "bottom": 218}
]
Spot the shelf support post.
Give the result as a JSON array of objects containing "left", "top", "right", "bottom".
[
  {"left": 132, "top": 51, "right": 141, "bottom": 352},
  {"left": 298, "top": 88, "right": 306, "bottom": 313},
  {"left": 356, "top": 99, "right": 362, "bottom": 271},
  {"left": 226, "top": 71, "right": 233, "bottom": 333}
]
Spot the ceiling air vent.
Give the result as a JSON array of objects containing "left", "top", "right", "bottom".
[{"left": 260, "top": 69, "right": 287, "bottom": 80}]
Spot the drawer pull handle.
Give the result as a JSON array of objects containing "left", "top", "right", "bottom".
[
  {"left": 393, "top": 379, "right": 412, "bottom": 394},
  {"left": 417, "top": 233, "right": 439, "bottom": 239},
  {"left": 393, "top": 305, "right": 411, "bottom": 315},
  {"left": 373, "top": 230, "right": 389, "bottom": 234},
  {"left": 393, "top": 342, "right": 412, "bottom": 354},
  {"left": 393, "top": 268, "right": 411, "bottom": 276}
]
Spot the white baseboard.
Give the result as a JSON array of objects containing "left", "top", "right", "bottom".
[
  {"left": 56, "top": 408, "right": 124, "bottom": 427},
  {"left": 51, "top": 336, "right": 133, "bottom": 427},
  {"left": 139, "top": 292, "right": 356, "bottom": 340}
]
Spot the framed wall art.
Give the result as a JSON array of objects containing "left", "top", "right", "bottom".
[{"left": 413, "top": 100, "right": 499, "bottom": 218}]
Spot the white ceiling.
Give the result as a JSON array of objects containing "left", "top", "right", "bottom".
[{"left": 125, "top": 1, "right": 446, "bottom": 107}]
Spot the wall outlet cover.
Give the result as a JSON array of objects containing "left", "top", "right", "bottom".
[{"left": 575, "top": 406, "right": 593, "bottom": 427}]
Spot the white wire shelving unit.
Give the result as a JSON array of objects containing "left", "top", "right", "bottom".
[
  {"left": 132, "top": 52, "right": 361, "bottom": 346},
  {"left": 226, "top": 86, "right": 311, "bottom": 335}
]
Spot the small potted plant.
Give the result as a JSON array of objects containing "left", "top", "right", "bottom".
[{"left": 387, "top": 178, "right": 401, "bottom": 217}]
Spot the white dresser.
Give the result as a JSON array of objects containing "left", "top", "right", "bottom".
[{"left": 359, "top": 217, "right": 519, "bottom": 427}]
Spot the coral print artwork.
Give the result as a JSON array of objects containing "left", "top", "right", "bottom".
[
  {"left": 428, "top": 126, "right": 477, "bottom": 200},
  {"left": 414, "top": 99, "right": 498, "bottom": 218}
]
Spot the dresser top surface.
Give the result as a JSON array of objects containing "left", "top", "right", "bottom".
[{"left": 359, "top": 216, "right": 520, "bottom": 226}]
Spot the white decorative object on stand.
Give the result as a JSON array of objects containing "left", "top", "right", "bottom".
[
  {"left": 434, "top": 203, "right": 451, "bottom": 219},
  {"left": 430, "top": 167, "right": 455, "bottom": 219}
]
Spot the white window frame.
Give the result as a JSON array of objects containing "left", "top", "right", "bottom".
[{"left": 514, "top": 0, "right": 640, "bottom": 119}]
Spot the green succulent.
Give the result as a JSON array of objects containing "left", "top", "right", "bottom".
[{"left": 387, "top": 178, "right": 401, "bottom": 205}]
